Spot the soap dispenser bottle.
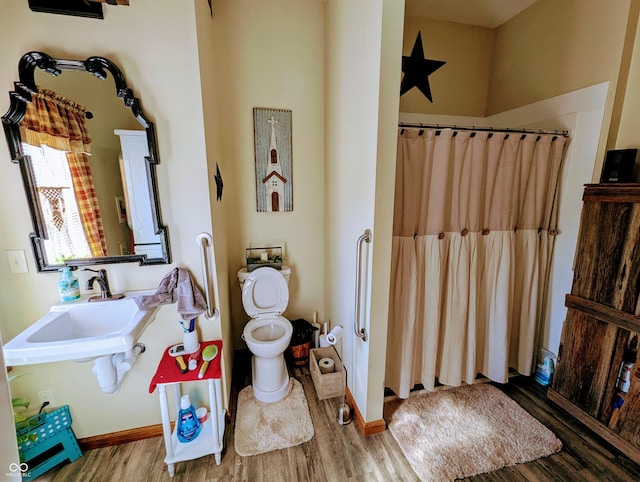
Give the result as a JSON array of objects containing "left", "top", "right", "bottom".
[
  {"left": 58, "top": 267, "right": 81, "bottom": 303},
  {"left": 176, "top": 394, "right": 201, "bottom": 443}
]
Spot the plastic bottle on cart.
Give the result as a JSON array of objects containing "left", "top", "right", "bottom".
[{"left": 176, "top": 394, "right": 201, "bottom": 443}]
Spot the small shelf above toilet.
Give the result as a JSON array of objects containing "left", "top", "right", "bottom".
[{"left": 246, "top": 246, "right": 283, "bottom": 271}]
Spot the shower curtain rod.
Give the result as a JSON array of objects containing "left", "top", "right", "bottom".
[{"left": 398, "top": 122, "right": 569, "bottom": 137}]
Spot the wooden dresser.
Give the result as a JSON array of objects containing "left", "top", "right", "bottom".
[{"left": 549, "top": 184, "right": 640, "bottom": 464}]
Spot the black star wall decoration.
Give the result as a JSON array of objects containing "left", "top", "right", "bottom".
[
  {"left": 400, "top": 31, "right": 446, "bottom": 102},
  {"left": 214, "top": 163, "right": 224, "bottom": 201}
]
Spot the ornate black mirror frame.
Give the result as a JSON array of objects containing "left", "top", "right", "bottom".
[{"left": 2, "top": 51, "right": 171, "bottom": 272}]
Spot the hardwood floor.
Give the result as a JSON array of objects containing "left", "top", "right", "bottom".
[{"left": 37, "top": 352, "right": 640, "bottom": 481}]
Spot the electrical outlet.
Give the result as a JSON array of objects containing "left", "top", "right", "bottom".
[
  {"left": 37, "top": 389, "right": 55, "bottom": 407},
  {"left": 6, "top": 249, "right": 28, "bottom": 273}
]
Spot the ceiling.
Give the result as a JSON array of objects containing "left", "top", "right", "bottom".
[{"left": 404, "top": 0, "right": 539, "bottom": 29}]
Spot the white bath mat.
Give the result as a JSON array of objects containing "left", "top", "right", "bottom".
[
  {"left": 234, "top": 378, "right": 314, "bottom": 457},
  {"left": 385, "top": 383, "right": 563, "bottom": 481}
]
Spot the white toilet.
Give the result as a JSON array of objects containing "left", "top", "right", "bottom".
[{"left": 238, "top": 266, "right": 293, "bottom": 403}]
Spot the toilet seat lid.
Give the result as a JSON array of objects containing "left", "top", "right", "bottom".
[{"left": 241, "top": 267, "right": 289, "bottom": 317}]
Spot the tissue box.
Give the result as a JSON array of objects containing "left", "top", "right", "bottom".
[{"left": 310, "top": 347, "right": 344, "bottom": 400}]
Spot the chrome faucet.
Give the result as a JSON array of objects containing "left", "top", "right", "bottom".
[{"left": 84, "top": 269, "right": 125, "bottom": 301}]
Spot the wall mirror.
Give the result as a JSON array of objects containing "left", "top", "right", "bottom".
[{"left": 2, "top": 51, "right": 170, "bottom": 272}]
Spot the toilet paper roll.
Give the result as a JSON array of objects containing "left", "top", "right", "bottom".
[
  {"left": 318, "top": 357, "right": 335, "bottom": 374},
  {"left": 319, "top": 334, "right": 330, "bottom": 348},
  {"left": 326, "top": 326, "right": 343, "bottom": 345}
]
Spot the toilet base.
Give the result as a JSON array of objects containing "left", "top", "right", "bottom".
[
  {"left": 251, "top": 355, "right": 290, "bottom": 403},
  {"left": 253, "top": 374, "right": 290, "bottom": 403}
]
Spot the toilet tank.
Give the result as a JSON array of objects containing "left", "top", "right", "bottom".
[{"left": 237, "top": 265, "right": 291, "bottom": 288}]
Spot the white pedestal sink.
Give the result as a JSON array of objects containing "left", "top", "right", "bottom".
[{"left": 3, "top": 290, "right": 160, "bottom": 393}]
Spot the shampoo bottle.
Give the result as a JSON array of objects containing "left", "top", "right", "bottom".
[
  {"left": 176, "top": 394, "right": 201, "bottom": 443},
  {"left": 58, "top": 267, "right": 80, "bottom": 302},
  {"left": 534, "top": 349, "right": 555, "bottom": 387}
]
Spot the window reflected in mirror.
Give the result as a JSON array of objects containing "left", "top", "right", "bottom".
[
  {"left": 2, "top": 52, "right": 170, "bottom": 271},
  {"left": 23, "top": 143, "right": 97, "bottom": 263}
]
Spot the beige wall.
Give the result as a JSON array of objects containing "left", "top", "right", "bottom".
[
  {"left": 0, "top": 0, "right": 225, "bottom": 439},
  {"left": 367, "top": 0, "right": 404, "bottom": 421},
  {"left": 401, "top": 16, "right": 493, "bottom": 116},
  {"left": 489, "top": 0, "right": 632, "bottom": 117},
  {"left": 615, "top": 4, "right": 640, "bottom": 151},
  {"left": 211, "top": 0, "right": 326, "bottom": 349},
  {"left": 401, "top": 0, "right": 634, "bottom": 140},
  {"left": 195, "top": 0, "right": 234, "bottom": 404},
  {"left": 325, "top": 0, "right": 381, "bottom": 422},
  {"left": 325, "top": 0, "right": 402, "bottom": 422}
]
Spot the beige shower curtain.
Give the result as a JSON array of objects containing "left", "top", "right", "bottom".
[{"left": 386, "top": 128, "right": 567, "bottom": 398}]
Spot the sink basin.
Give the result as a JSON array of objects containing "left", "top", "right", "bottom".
[{"left": 3, "top": 290, "right": 160, "bottom": 366}]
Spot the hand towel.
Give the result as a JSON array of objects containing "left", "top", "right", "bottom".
[{"left": 134, "top": 267, "right": 208, "bottom": 320}]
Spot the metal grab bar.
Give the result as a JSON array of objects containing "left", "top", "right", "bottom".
[
  {"left": 354, "top": 229, "right": 372, "bottom": 341},
  {"left": 196, "top": 232, "right": 216, "bottom": 319}
]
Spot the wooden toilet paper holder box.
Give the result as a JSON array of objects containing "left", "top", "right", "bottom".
[{"left": 310, "top": 346, "right": 344, "bottom": 400}]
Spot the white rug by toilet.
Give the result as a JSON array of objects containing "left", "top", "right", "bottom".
[{"left": 234, "top": 378, "right": 314, "bottom": 456}]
